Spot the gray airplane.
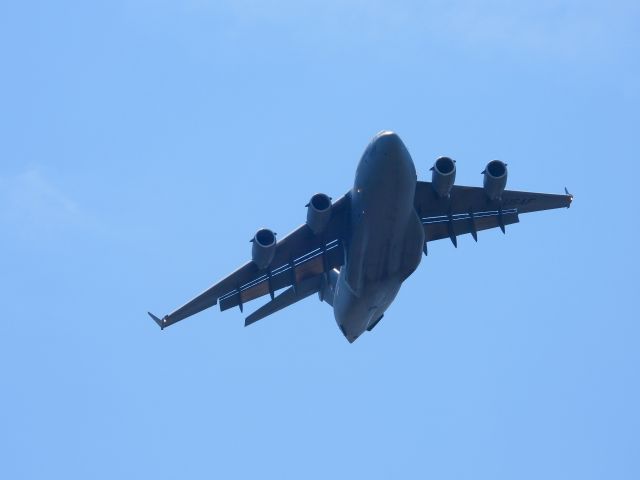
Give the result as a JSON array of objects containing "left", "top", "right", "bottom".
[{"left": 149, "top": 131, "right": 572, "bottom": 342}]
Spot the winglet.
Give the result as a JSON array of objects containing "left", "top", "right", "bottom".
[
  {"left": 148, "top": 312, "right": 166, "bottom": 330},
  {"left": 564, "top": 187, "right": 573, "bottom": 208}
]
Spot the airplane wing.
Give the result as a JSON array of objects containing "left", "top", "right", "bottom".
[
  {"left": 149, "top": 193, "right": 351, "bottom": 329},
  {"left": 414, "top": 182, "right": 572, "bottom": 247}
]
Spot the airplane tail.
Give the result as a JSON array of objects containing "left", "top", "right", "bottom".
[
  {"left": 244, "top": 276, "right": 322, "bottom": 326},
  {"left": 244, "top": 268, "right": 340, "bottom": 326}
]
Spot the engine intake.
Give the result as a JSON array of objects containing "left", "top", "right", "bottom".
[
  {"left": 306, "top": 193, "right": 332, "bottom": 234},
  {"left": 251, "top": 228, "right": 276, "bottom": 269},
  {"left": 483, "top": 160, "right": 508, "bottom": 201},
  {"left": 430, "top": 156, "right": 456, "bottom": 197}
]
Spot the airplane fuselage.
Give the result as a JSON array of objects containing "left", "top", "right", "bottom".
[
  {"left": 148, "top": 130, "right": 572, "bottom": 340},
  {"left": 333, "top": 132, "right": 424, "bottom": 342}
]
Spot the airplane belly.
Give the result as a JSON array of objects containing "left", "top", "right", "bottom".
[
  {"left": 348, "top": 172, "right": 418, "bottom": 285},
  {"left": 333, "top": 269, "right": 402, "bottom": 343},
  {"left": 334, "top": 130, "right": 420, "bottom": 342}
]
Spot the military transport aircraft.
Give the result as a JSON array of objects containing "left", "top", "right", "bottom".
[{"left": 149, "top": 131, "right": 572, "bottom": 342}]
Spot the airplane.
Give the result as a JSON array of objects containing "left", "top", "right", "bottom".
[{"left": 149, "top": 131, "right": 572, "bottom": 343}]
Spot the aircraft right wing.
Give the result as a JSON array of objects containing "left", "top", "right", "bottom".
[{"left": 148, "top": 193, "right": 351, "bottom": 329}]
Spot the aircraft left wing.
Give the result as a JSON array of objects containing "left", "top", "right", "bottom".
[
  {"left": 148, "top": 193, "right": 351, "bottom": 329},
  {"left": 414, "top": 182, "right": 572, "bottom": 247}
]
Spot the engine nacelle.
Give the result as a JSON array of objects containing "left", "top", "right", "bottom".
[
  {"left": 306, "top": 193, "right": 332, "bottom": 235},
  {"left": 251, "top": 228, "right": 276, "bottom": 269},
  {"left": 482, "top": 160, "right": 508, "bottom": 200},
  {"left": 430, "top": 156, "right": 456, "bottom": 197}
]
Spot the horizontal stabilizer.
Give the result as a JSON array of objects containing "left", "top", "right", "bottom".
[{"left": 245, "top": 275, "right": 322, "bottom": 326}]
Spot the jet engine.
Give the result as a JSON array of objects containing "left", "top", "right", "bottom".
[
  {"left": 482, "top": 160, "right": 508, "bottom": 200},
  {"left": 306, "top": 193, "right": 332, "bottom": 235},
  {"left": 430, "top": 156, "right": 456, "bottom": 197},
  {"left": 251, "top": 228, "right": 277, "bottom": 269}
]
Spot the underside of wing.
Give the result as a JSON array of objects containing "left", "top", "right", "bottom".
[
  {"left": 149, "top": 192, "right": 351, "bottom": 329},
  {"left": 218, "top": 238, "right": 343, "bottom": 312},
  {"left": 421, "top": 207, "right": 519, "bottom": 244},
  {"left": 415, "top": 179, "right": 571, "bottom": 247}
]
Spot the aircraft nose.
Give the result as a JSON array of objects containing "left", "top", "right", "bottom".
[
  {"left": 365, "top": 131, "right": 414, "bottom": 176},
  {"left": 371, "top": 131, "right": 406, "bottom": 157}
]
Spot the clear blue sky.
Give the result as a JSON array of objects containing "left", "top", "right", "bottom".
[{"left": 1, "top": 1, "right": 639, "bottom": 478}]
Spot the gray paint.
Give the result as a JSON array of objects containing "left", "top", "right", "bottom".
[
  {"left": 333, "top": 131, "right": 423, "bottom": 342},
  {"left": 148, "top": 130, "right": 572, "bottom": 343}
]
